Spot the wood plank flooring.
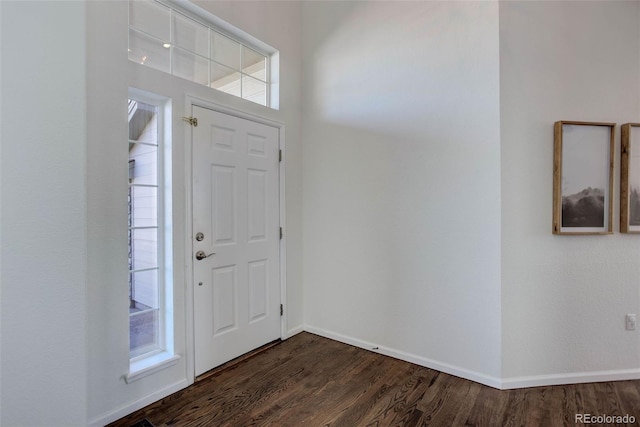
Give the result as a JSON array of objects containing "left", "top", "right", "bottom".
[{"left": 109, "top": 332, "right": 640, "bottom": 427}]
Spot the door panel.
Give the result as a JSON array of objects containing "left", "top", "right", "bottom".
[
  {"left": 248, "top": 169, "right": 267, "bottom": 241},
  {"left": 212, "top": 165, "right": 236, "bottom": 245},
  {"left": 248, "top": 260, "right": 268, "bottom": 322},
  {"left": 193, "top": 106, "right": 280, "bottom": 376},
  {"left": 212, "top": 265, "right": 236, "bottom": 336}
]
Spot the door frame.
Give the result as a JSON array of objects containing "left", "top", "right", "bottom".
[{"left": 183, "top": 95, "right": 287, "bottom": 384}]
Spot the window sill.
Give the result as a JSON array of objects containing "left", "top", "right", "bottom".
[{"left": 125, "top": 352, "right": 181, "bottom": 384}]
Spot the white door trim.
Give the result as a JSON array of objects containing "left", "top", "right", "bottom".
[{"left": 183, "top": 95, "right": 286, "bottom": 384}]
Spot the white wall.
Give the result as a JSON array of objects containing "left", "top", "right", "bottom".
[
  {"left": 500, "top": 1, "right": 640, "bottom": 386},
  {"left": 0, "top": 2, "right": 88, "bottom": 425},
  {"left": 301, "top": 1, "right": 503, "bottom": 383}
]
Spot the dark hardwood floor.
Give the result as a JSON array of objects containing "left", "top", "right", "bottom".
[{"left": 109, "top": 332, "right": 640, "bottom": 427}]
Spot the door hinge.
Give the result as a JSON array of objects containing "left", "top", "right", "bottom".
[
  {"left": 279, "top": 149, "right": 283, "bottom": 162},
  {"left": 280, "top": 227, "right": 283, "bottom": 239},
  {"left": 182, "top": 116, "right": 198, "bottom": 127},
  {"left": 280, "top": 304, "right": 283, "bottom": 316}
]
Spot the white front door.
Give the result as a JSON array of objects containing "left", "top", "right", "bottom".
[{"left": 192, "top": 105, "right": 280, "bottom": 376}]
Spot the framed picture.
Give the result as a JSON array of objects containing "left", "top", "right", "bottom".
[
  {"left": 620, "top": 123, "right": 640, "bottom": 233},
  {"left": 553, "top": 121, "right": 615, "bottom": 235}
]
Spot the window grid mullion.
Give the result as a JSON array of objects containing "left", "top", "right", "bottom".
[
  {"left": 129, "top": 183, "right": 159, "bottom": 188},
  {"left": 130, "top": 0, "right": 271, "bottom": 105},
  {"left": 129, "top": 140, "right": 158, "bottom": 147},
  {"left": 168, "top": 9, "right": 173, "bottom": 75},
  {"left": 130, "top": 266, "right": 160, "bottom": 274}
]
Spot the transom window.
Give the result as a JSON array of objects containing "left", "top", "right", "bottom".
[{"left": 128, "top": 0, "right": 271, "bottom": 106}]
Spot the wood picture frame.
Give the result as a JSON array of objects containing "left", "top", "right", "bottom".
[
  {"left": 553, "top": 121, "right": 615, "bottom": 235},
  {"left": 620, "top": 123, "right": 640, "bottom": 233}
]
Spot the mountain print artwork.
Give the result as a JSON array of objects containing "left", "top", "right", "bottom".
[
  {"left": 553, "top": 121, "right": 614, "bottom": 234},
  {"left": 562, "top": 187, "right": 604, "bottom": 228}
]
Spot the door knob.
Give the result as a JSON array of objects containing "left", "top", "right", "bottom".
[{"left": 195, "top": 250, "right": 215, "bottom": 260}]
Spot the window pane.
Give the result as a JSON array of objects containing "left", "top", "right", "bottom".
[
  {"left": 172, "top": 13, "right": 208, "bottom": 57},
  {"left": 242, "top": 75, "right": 267, "bottom": 106},
  {"left": 130, "top": 307, "right": 159, "bottom": 357},
  {"left": 129, "top": 28, "right": 170, "bottom": 73},
  {"left": 172, "top": 47, "right": 209, "bottom": 86},
  {"left": 211, "top": 62, "right": 241, "bottom": 96},
  {"left": 242, "top": 46, "right": 266, "bottom": 82},
  {"left": 212, "top": 31, "right": 240, "bottom": 70},
  {"left": 131, "top": 228, "right": 158, "bottom": 271},
  {"left": 129, "top": 0, "right": 170, "bottom": 41},
  {"left": 129, "top": 144, "right": 157, "bottom": 186},
  {"left": 130, "top": 269, "right": 159, "bottom": 308},
  {"left": 130, "top": 185, "right": 157, "bottom": 227},
  {"left": 128, "top": 100, "right": 158, "bottom": 144},
  {"left": 129, "top": 268, "right": 160, "bottom": 358}
]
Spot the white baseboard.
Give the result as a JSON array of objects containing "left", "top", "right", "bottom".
[
  {"left": 88, "top": 378, "right": 189, "bottom": 427},
  {"left": 285, "top": 325, "right": 304, "bottom": 339},
  {"left": 502, "top": 368, "right": 640, "bottom": 389},
  {"left": 303, "top": 325, "right": 502, "bottom": 389},
  {"left": 303, "top": 325, "right": 640, "bottom": 391}
]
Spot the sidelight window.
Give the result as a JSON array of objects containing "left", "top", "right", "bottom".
[{"left": 127, "top": 90, "right": 173, "bottom": 367}]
